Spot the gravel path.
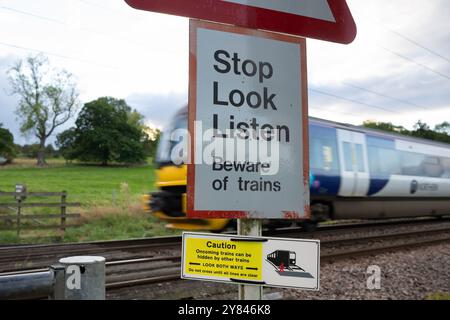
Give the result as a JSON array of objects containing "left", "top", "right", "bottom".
[{"left": 283, "top": 243, "right": 450, "bottom": 300}]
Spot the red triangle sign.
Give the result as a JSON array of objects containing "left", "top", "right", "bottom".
[{"left": 125, "top": 0, "right": 357, "bottom": 44}]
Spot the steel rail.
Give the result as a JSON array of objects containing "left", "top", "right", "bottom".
[
  {"left": 105, "top": 233, "right": 450, "bottom": 290},
  {"left": 2, "top": 228, "right": 449, "bottom": 297},
  {"left": 1, "top": 218, "right": 449, "bottom": 274},
  {"left": 1, "top": 217, "right": 447, "bottom": 259}
]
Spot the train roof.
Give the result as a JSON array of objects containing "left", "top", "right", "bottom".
[{"left": 309, "top": 116, "right": 450, "bottom": 149}]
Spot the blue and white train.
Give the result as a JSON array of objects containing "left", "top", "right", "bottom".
[
  {"left": 147, "top": 106, "right": 450, "bottom": 231},
  {"left": 309, "top": 117, "right": 450, "bottom": 221}
]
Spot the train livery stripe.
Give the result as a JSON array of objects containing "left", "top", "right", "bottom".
[
  {"left": 310, "top": 173, "right": 341, "bottom": 196},
  {"left": 366, "top": 135, "right": 395, "bottom": 196},
  {"left": 309, "top": 123, "right": 341, "bottom": 196}
]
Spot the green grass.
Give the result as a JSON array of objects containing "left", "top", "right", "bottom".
[
  {"left": 425, "top": 292, "right": 450, "bottom": 300},
  {"left": 0, "top": 158, "right": 155, "bottom": 205},
  {"left": 63, "top": 212, "right": 181, "bottom": 243},
  {"left": 0, "top": 212, "right": 181, "bottom": 245},
  {"left": 0, "top": 158, "right": 181, "bottom": 244}
]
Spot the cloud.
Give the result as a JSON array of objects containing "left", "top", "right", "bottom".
[
  {"left": 306, "top": 0, "right": 450, "bottom": 128},
  {"left": 126, "top": 91, "right": 187, "bottom": 130},
  {"left": 0, "top": 0, "right": 449, "bottom": 141}
]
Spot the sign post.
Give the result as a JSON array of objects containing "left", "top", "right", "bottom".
[{"left": 238, "top": 219, "right": 262, "bottom": 300}]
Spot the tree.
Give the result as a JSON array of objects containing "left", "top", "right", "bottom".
[
  {"left": 55, "top": 128, "right": 77, "bottom": 161},
  {"left": 362, "top": 119, "right": 450, "bottom": 144},
  {"left": 435, "top": 121, "right": 450, "bottom": 134},
  {"left": 362, "top": 120, "right": 408, "bottom": 135},
  {"left": 7, "top": 54, "right": 80, "bottom": 166},
  {"left": 57, "top": 97, "right": 146, "bottom": 165},
  {"left": 15, "top": 143, "right": 57, "bottom": 159},
  {"left": 411, "top": 120, "right": 434, "bottom": 140},
  {"left": 18, "top": 143, "right": 40, "bottom": 158},
  {"left": 143, "top": 127, "right": 161, "bottom": 159},
  {"left": 0, "top": 123, "right": 16, "bottom": 164}
]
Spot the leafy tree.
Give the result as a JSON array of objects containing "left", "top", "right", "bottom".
[
  {"left": 363, "top": 120, "right": 450, "bottom": 144},
  {"left": 0, "top": 123, "right": 16, "bottom": 164},
  {"left": 435, "top": 121, "right": 450, "bottom": 134},
  {"left": 411, "top": 120, "right": 435, "bottom": 140},
  {"left": 7, "top": 54, "right": 80, "bottom": 166},
  {"left": 45, "top": 144, "right": 58, "bottom": 158},
  {"left": 57, "top": 97, "right": 146, "bottom": 165},
  {"left": 16, "top": 143, "right": 57, "bottom": 159},
  {"left": 362, "top": 120, "right": 408, "bottom": 135},
  {"left": 55, "top": 128, "right": 77, "bottom": 161},
  {"left": 18, "top": 144, "right": 40, "bottom": 158},
  {"left": 143, "top": 127, "right": 161, "bottom": 159}
]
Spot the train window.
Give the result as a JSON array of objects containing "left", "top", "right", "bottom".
[
  {"left": 400, "top": 151, "right": 425, "bottom": 176},
  {"left": 367, "top": 135, "right": 450, "bottom": 178},
  {"left": 366, "top": 136, "right": 401, "bottom": 176},
  {"left": 378, "top": 149, "right": 401, "bottom": 175},
  {"left": 343, "top": 142, "right": 353, "bottom": 171},
  {"left": 354, "top": 143, "right": 365, "bottom": 172},
  {"left": 309, "top": 124, "right": 339, "bottom": 174},
  {"left": 441, "top": 157, "right": 450, "bottom": 178},
  {"left": 323, "top": 146, "right": 333, "bottom": 168},
  {"left": 422, "top": 156, "right": 444, "bottom": 177},
  {"left": 398, "top": 152, "right": 450, "bottom": 178}
]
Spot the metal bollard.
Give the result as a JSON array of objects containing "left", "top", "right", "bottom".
[{"left": 59, "top": 256, "right": 105, "bottom": 300}]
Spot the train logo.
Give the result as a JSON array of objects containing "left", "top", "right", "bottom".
[{"left": 266, "top": 250, "right": 314, "bottom": 279}]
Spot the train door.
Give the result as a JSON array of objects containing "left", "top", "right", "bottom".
[{"left": 337, "top": 129, "right": 370, "bottom": 196}]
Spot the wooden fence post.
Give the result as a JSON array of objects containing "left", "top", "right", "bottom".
[
  {"left": 0, "top": 190, "right": 81, "bottom": 236},
  {"left": 16, "top": 199, "right": 21, "bottom": 237},
  {"left": 60, "top": 191, "right": 66, "bottom": 233}
]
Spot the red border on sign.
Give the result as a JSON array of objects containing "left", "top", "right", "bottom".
[
  {"left": 125, "top": 0, "right": 356, "bottom": 44},
  {"left": 187, "top": 20, "right": 310, "bottom": 219}
]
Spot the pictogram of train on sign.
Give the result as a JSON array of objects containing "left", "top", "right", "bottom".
[{"left": 266, "top": 250, "right": 314, "bottom": 279}]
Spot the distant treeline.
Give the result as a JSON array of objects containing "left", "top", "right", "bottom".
[
  {"left": 14, "top": 143, "right": 59, "bottom": 159},
  {"left": 363, "top": 120, "right": 450, "bottom": 144}
]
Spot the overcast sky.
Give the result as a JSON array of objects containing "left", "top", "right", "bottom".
[{"left": 0, "top": 0, "right": 449, "bottom": 145}]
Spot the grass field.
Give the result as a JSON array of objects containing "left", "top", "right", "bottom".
[
  {"left": 0, "top": 158, "right": 155, "bottom": 205},
  {"left": 0, "top": 158, "right": 181, "bottom": 244}
]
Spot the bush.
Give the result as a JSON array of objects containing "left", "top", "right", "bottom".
[{"left": 0, "top": 124, "right": 16, "bottom": 164}]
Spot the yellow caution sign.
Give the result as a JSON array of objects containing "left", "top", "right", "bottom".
[
  {"left": 182, "top": 231, "right": 320, "bottom": 290},
  {"left": 183, "top": 236, "right": 263, "bottom": 281}
]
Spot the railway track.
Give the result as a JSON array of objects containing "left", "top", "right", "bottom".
[
  {"left": 106, "top": 224, "right": 450, "bottom": 290},
  {"left": 1, "top": 217, "right": 447, "bottom": 272},
  {"left": 1, "top": 217, "right": 449, "bottom": 298}
]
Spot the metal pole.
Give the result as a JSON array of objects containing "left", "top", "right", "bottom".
[
  {"left": 238, "top": 219, "right": 263, "bottom": 300},
  {"left": 0, "top": 270, "right": 54, "bottom": 300},
  {"left": 59, "top": 256, "right": 106, "bottom": 300},
  {"left": 50, "top": 264, "right": 66, "bottom": 300}
]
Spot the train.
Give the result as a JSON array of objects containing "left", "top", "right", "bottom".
[
  {"left": 267, "top": 250, "right": 305, "bottom": 272},
  {"left": 144, "top": 105, "right": 450, "bottom": 231}
]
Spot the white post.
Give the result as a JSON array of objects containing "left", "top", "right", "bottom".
[
  {"left": 59, "top": 256, "right": 105, "bottom": 300},
  {"left": 238, "top": 219, "right": 263, "bottom": 300}
]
